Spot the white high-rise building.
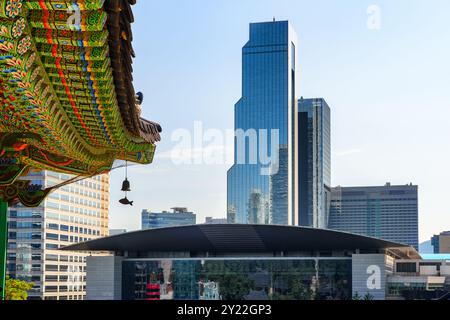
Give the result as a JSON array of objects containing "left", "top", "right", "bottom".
[{"left": 6, "top": 171, "right": 109, "bottom": 300}]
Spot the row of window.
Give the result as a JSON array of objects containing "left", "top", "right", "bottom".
[
  {"left": 8, "top": 211, "right": 43, "bottom": 219},
  {"left": 45, "top": 275, "right": 85, "bottom": 282},
  {"left": 8, "top": 263, "right": 41, "bottom": 272},
  {"left": 46, "top": 233, "right": 98, "bottom": 242},
  {"left": 7, "top": 253, "right": 41, "bottom": 261},
  {"left": 46, "top": 223, "right": 101, "bottom": 236},
  {"left": 8, "top": 232, "right": 41, "bottom": 240},
  {"left": 44, "top": 285, "right": 86, "bottom": 293},
  {"left": 47, "top": 200, "right": 104, "bottom": 212},
  {"left": 49, "top": 189, "right": 107, "bottom": 202},
  {"left": 8, "top": 243, "right": 41, "bottom": 250},
  {"left": 45, "top": 265, "right": 87, "bottom": 272},
  {"left": 47, "top": 172, "right": 106, "bottom": 190},
  {"left": 331, "top": 198, "right": 417, "bottom": 203},
  {"left": 46, "top": 212, "right": 103, "bottom": 227},
  {"left": 8, "top": 222, "right": 42, "bottom": 229},
  {"left": 44, "top": 295, "right": 85, "bottom": 300}
]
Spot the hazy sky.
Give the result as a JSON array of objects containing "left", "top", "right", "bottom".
[{"left": 109, "top": 0, "right": 450, "bottom": 242}]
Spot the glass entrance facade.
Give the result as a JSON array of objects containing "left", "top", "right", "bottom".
[{"left": 122, "top": 259, "right": 351, "bottom": 300}]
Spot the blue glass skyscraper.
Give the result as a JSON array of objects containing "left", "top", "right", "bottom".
[
  {"left": 298, "top": 98, "right": 331, "bottom": 228},
  {"left": 227, "top": 21, "right": 298, "bottom": 225}
]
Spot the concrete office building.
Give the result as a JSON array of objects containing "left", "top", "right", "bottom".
[
  {"left": 298, "top": 98, "right": 331, "bottom": 228},
  {"left": 7, "top": 171, "right": 109, "bottom": 300},
  {"left": 388, "top": 255, "right": 450, "bottom": 300},
  {"left": 141, "top": 208, "right": 196, "bottom": 230},
  {"left": 328, "top": 183, "right": 419, "bottom": 250},
  {"left": 62, "top": 224, "right": 442, "bottom": 301},
  {"left": 432, "top": 231, "right": 450, "bottom": 254},
  {"left": 227, "top": 21, "right": 299, "bottom": 226}
]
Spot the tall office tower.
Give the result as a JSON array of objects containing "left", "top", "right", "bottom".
[
  {"left": 298, "top": 98, "right": 331, "bottom": 228},
  {"left": 141, "top": 208, "right": 196, "bottom": 230},
  {"left": 431, "top": 231, "right": 450, "bottom": 254},
  {"left": 227, "top": 21, "right": 299, "bottom": 225},
  {"left": 6, "top": 171, "right": 109, "bottom": 300},
  {"left": 328, "top": 183, "right": 419, "bottom": 249}
]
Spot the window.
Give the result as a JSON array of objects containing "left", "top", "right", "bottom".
[
  {"left": 45, "top": 254, "right": 58, "bottom": 262},
  {"left": 46, "top": 233, "right": 59, "bottom": 241},
  {"left": 45, "top": 275, "right": 58, "bottom": 282},
  {"left": 45, "top": 286, "right": 58, "bottom": 293},
  {"left": 32, "top": 254, "right": 41, "bottom": 261},
  {"left": 46, "top": 212, "right": 59, "bottom": 220},
  {"left": 46, "top": 244, "right": 59, "bottom": 250},
  {"left": 47, "top": 202, "right": 59, "bottom": 210},
  {"left": 47, "top": 223, "right": 59, "bottom": 230},
  {"left": 45, "top": 265, "right": 58, "bottom": 272}
]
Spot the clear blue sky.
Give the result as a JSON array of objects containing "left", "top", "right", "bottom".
[{"left": 109, "top": 0, "right": 450, "bottom": 242}]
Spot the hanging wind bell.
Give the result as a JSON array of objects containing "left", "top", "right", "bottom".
[{"left": 119, "top": 161, "right": 134, "bottom": 206}]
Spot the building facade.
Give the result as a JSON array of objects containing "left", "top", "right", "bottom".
[
  {"left": 388, "top": 255, "right": 450, "bottom": 300},
  {"left": 227, "top": 21, "right": 298, "bottom": 226},
  {"left": 62, "top": 224, "right": 426, "bottom": 301},
  {"left": 298, "top": 98, "right": 331, "bottom": 228},
  {"left": 6, "top": 171, "right": 109, "bottom": 300},
  {"left": 328, "top": 183, "right": 419, "bottom": 249},
  {"left": 432, "top": 231, "right": 450, "bottom": 254},
  {"left": 141, "top": 208, "right": 196, "bottom": 230}
]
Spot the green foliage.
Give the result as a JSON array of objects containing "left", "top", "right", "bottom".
[
  {"left": 5, "top": 276, "right": 34, "bottom": 301},
  {"left": 352, "top": 292, "right": 362, "bottom": 300},
  {"left": 352, "top": 292, "right": 375, "bottom": 301},
  {"left": 363, "top": 293, "right": 375, "bottom": 301},
  {"left": 213, "top": 274, "right": 254, "bottom": 300}
]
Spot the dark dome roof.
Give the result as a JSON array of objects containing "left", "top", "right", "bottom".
[{"left": 62, "top": 224, "right": 417, "bottom": 257}]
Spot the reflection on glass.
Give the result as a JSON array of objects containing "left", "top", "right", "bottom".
[
  {"left": 122, "top": 259, "right": 351, "bottom": 301},
  {"left": 227, "top": 21, "right": 298, "bottom": 225}
]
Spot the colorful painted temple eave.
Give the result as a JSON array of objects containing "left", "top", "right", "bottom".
[{"left": 0, "top": 0, "right": 161, "bottom": 205}]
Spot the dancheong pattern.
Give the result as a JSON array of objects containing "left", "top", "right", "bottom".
[{"left": 0, "top": 0, "right": 161, "bottom": 204}]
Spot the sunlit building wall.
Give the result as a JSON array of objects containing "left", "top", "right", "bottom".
[{"left": 7, "top": 171, "right": 109, "bottom": 300}]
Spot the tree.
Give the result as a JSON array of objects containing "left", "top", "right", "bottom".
[{"left": 5, "top": 276, "right": 34, "bottom": 301}]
